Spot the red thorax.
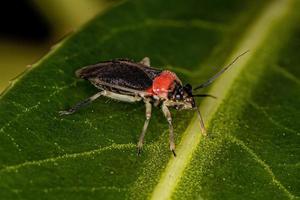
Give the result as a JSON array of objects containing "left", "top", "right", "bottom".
[{"left": 146, "top": 70, "right": 180, "bottom": 99}]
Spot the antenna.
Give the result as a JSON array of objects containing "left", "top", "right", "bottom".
[{"left": 194, "top": 50, "right": 249, "bottom": 91}]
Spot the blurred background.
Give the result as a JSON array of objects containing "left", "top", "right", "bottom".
[{"left": 0, "top": 0, "right": 116, "bottom": 92}]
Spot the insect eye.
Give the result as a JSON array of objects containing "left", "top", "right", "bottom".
[{"left": 184, "top": 84, "right": 193, "bottom": 95}]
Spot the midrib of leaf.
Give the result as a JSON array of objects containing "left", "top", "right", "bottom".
[{"left": 150, "top": 0, "right": 295, "bottom": 199}]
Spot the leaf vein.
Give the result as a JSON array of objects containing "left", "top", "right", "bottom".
[
  {"left": 0, "top": 143, "right": 135, "bottom": 174},
  {"left": 273, "top": 65, "right": 300, "bottom": 85},
  {"left": 10, "top": 186, "right": 128, "bottom": 194},
  {"left": 99, "top": 18, "right": 226, "bottom": 45},
  {"left": 249, "top": 101, "right": 299, "bottom": 135},
  {"left": 227, "top": 135, "right": 297, "bottom": 199},
  {"left": 0, "top": 81, "right": 78, "bottom": 151}
]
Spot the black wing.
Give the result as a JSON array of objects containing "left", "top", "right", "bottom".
[{"left": 76, "top": 59, "right": 162, "bottom": 90}]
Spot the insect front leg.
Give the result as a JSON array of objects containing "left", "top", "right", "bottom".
[
  {"left": 137, "top": 99, "right": 152, "bottom": 155},
  {"left": 162, "top": 102, "right": 176, "bottom": 157},
  {"left": 59, "top": 91, "right": 104, "bottom": 115}
]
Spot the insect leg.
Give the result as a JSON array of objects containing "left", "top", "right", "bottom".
[
  {"left": 162, "top": 103, "right": 176, "bottom": 157},
  {"left": 137, "top": 99, "right": 152, "bottom": 155},
  {"left": 195, "top": 106, "right": 207, "bottom": 136},
  {"left": 59, "top": 91, "right": 104, "bottom": 115},
  {"left": 139, "top": 57, "right": 150, "bottom": 66},
  {"left": 101, "top": 91, "right": 142, "bottom": 102}
]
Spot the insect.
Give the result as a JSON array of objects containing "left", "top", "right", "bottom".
[{"left": 59, "top": 52, "right": 248, "bottom": 156}]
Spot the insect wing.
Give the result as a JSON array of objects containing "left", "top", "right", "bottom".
[{"left": 76, "top": 59, "right": 162, "bottom": 91}]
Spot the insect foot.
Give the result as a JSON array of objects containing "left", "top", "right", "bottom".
[
  {"left": 170, "top": 143, "right": 176, "bottom": 157},
  {"left": 137, "top": 144, "right": 143, "bottom": 156},
  {"left": 171, "top": 150, "right": 177, "bottom": 157},
  {"left": 58, "top": 110, "right": 75, "bottom": 116}
]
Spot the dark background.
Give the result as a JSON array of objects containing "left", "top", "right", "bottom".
[{"left": 0, "top": 0, "right": 108, "bottom": 92}]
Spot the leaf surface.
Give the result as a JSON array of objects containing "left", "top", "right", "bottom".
[{"left": 0, "top": 0, "right": 299, "bottom": 199}]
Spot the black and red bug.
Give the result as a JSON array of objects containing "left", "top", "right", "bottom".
[{"left": 60, "top": 52, "right": 248, "bottom": 156}]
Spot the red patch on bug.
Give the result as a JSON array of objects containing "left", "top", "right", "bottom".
[{"left": 146, "top": 70, "right": 180, "bottom": 99}]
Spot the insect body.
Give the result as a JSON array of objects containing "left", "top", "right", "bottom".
[{"left": 60, "top": 53, "right": 247, "bottom": 156}]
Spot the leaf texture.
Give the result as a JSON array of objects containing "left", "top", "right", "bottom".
[{"left": 0, "top": 0, "right": 299, "bottom": 199}]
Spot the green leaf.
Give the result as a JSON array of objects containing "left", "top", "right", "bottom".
[{"left": 0, "top": 0, "right": 299, "bottom": 200}]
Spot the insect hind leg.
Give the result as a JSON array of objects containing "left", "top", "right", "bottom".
[{"left": 59, "top": 91, "right": 104, "bottom": 115}]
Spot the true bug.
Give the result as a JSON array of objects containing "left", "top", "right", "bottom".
[{"left": 59, "top": 52, "right": 248, "bottom": 156}]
